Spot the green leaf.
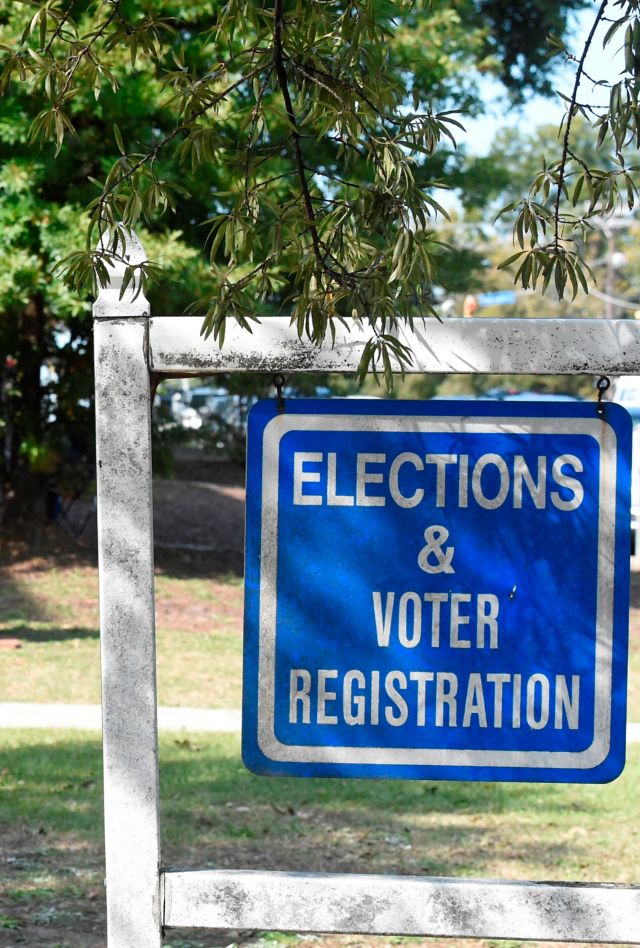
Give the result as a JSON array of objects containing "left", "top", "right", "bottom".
[
  {"left": 498, "top": 251, "right": 526, "bottom": 271},
  {"left": 113, "top": 124, "right": 126, "bottom": 157}
]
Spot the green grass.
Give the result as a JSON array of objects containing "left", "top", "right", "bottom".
[
  {"left": 0, "top": 622, "right": 242, "bottom": 707},
  {"left": 2, "top": 561, "right": 640, "bottom": 720},
  {"left": 1, "top": 731, "right": 640, "bottom": 945},
  {"left": 2, "top": 558, "right": 640, "bottom": 944},
  {"left": 0, "top": 565, "right": 243, "bottom": 707},
  {"left": 1, "top": 729, "right": 638, "bottom": 884},
  {"left": 630, "top": 652, "right": 640, "bottom": 719}
]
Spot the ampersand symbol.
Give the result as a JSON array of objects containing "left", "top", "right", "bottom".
[{"left": 418, "top": 525, "right": 455, "bottom": 574}]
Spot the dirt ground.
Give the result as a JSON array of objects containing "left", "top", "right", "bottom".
[
  {"left": 63, "top": 449, "right": 246, "bottom": 574},
  {"left": 2, "top": 451, "right": 246, "bottom": 578},
  {"left": 1, "top": 823, "right": 637, "bottom": 948}
]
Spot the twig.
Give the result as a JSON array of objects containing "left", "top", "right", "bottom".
[
  {"left": 91, "top": 68, "right": 263, "bottom": 236},
  {"left": 566, "top": 147, "right": 592, "bottom": 175},
  {"left": 563, "top": 56, "right": 604, "bottom": 88},
  {"left": 290, "top": 56, "right": 403, "bottom": 127},
  {"left": 243, "top": 67, "right": 274, "bottom": 214},
  {"left": 273, "top": 0, "right": 323, "bottom": 265},
  {"left": 305, "top": 166, "right": 361, "bottom": 190},
  {"left": 59, "top": 0, "right": 121, "bottom": 100},
  {"left": 42, "top": 5, "right": 75, "bottom": 56},
  {"left": 554, "top": 0, "right": 609, "bottom": 248}
]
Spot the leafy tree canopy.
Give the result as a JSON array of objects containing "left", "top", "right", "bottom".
[
  {"left": 498, "top": 0, "right": 640, "bottom": 303},
  {"left": 0, "top": 0, "right": 619, "bottom": 519},
  {"left": 0, "top": 0, "right": 594, "bottom": 385}
]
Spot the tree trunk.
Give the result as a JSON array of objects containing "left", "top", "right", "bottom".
[{"left": 1, "top": 294, "right": 48, "bottom": 526}]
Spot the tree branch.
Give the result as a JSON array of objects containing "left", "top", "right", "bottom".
[
  {"left": 273, "top": 0, "right": 324, "bottom": 265},
  {"left": 554, "top": 0, "right": 609, "bottom": 247},
  {"left": 566, "top": 146, "right": 592, "bottom": 176},
  {"left": 59, "top": 0, "right": 121, "bottom": 100},
  {"left": 290, "top": 55, "right": 404, "bottom": 127},
  {"left": 91, "top": 68, "right": 263, "bottom": 236},
  {"left": 243, "top": 66, "right": 274, "bottom": 215},
  {"left": 42, "top": 5, "right": 75, "bottom": 57}
]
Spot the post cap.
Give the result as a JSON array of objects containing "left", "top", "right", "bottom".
[{"left": 93, "top": 227, "right": 150, "bottom": 320}]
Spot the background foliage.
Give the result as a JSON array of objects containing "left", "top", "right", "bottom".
[{"left": 0, "top": 0, "right": 622, "bottom": 519}]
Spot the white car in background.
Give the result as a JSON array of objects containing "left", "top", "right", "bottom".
[
  {"left": 611, "top": 376, "right": 640, "bottom": 553},
  {"left": 612, "top": 376, "right": 640, "bottom": 406}
]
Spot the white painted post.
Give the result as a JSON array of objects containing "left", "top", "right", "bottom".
[
  {"left": 93, "top": 233, "right": 161, "bottom": 948},
  {"left": 162, "top": 869, "right": 640, "bottom": 942},
  {"left": 91, "top": 245, "right": 640, "bottom": 945},
  {"left": 148, "top": 314, "right": 640, "bottom": 376}
]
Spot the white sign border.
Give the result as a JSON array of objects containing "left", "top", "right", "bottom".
[{"left": 256, "top": 413, "right": 617, "bottom": 771}]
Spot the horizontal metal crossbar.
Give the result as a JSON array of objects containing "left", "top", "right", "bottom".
[
  {"left": 148, "top": 316, "right": 640, "bottom": 376},
  {"left": 162, "top": 869, "right": 640, "bottom": 942}
]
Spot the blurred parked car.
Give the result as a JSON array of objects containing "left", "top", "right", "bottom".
[
  {"left": 479, "top": 389, "right": 582, "bottom": 402},
  {"left": 611, "top": 377, "right": 640, "bottom": 553},
  {"left": 188, "top": 386, "right": 233, "bottom": 420},
  {"left": 430, "top": 390, "right": 583, "bottom": 402},
  {"left": 611, "top": 375, "right": 640, "bottom": 406}
]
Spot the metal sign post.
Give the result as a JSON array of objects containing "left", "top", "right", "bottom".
[{"left": 94, "top": 235, "right": 640, "bottom": 946}]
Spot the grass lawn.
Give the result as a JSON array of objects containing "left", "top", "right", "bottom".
[
  {"left": 0, "top": 729, "right": 639, "bottom": 947},
  {"left": 1, "top": 549, "right": 640, "bottom": 946},
  {"left": 0, "top": 562, "right": 243, "bottom": 708},
  {"left": 1, "top": 560, "right": 640, "bottom": 718}
]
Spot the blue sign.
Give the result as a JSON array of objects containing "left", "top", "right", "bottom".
[
  {"left": 243, "top": 399, "right": 631, "bottom": 783},
  {"left": 477, "top": 291, "right": 517, "bottom": 307}
]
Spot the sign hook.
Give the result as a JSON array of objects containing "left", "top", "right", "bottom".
[
  {"left": 596, "top": 376, "right": 610, "bottom": 416},
  {"left": 273, "top": 373, "right": 286, "bottom": 413}
]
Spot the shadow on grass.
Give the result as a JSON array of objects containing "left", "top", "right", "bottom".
[
  {"left": 0, "top": 734, "right": 554, "bottom": 827},
  {"left": 160, "top": 736, "right": 613, "bottom": 822},
  {"left": 0, "top": 624, "right": 99, "bottom": 644},
  {"left": 0, "top": 572, "right": 53, "bottom": 626},
  {"left": 0, "top": 733, "right": 637, "bottom": 948},
  {"left": 0, "top": 738, "right": 104, "bottom": 840},
  {"left": 159, "top": 738, "right": 640, "bottom": 879},
  {"left": 3, "top": 733, "right": 634, "bottom": 883}
]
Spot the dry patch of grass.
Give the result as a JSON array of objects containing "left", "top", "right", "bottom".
[
  {"left": 2, "top": 559, "right": 639, "bottom": 720},
  {"left": 0, "top": 562, "right": 243, "bottom": 708},
  {"left": 628, "top": 573, "right": 640, "bottom": 718}
]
